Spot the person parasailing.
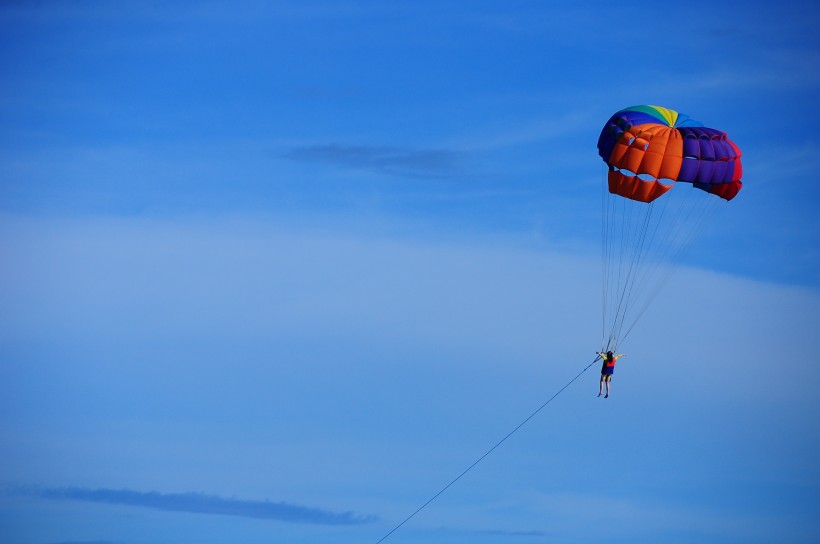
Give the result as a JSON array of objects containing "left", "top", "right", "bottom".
[{"left": 596, "top": 351, "right": 625, "bottom": 398}]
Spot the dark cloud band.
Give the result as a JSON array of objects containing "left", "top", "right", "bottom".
[{"left": 13, "top": 485, "right": 376, "bottom": 525}]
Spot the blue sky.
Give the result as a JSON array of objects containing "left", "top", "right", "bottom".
[{"left": 1, "top": 1, "right": 819, "bottom": 543}]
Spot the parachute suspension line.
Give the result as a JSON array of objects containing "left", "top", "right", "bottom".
[
  {"left": 603, "top": 173, "right": 620, "bottom": 351},
  {"left": 619, "top": 198, "right": 649, "bottom": 342},
  {"left": 601, "top": 163, "right": 611, "bottom": 351},
  {"left": 633, "top": 192, "right": 721, "bottom": 326},
  {"left": 606, "top": 194, "right": 632, "bottom": 351},
  {"left": 603, "top": 193, "right": 655, "bottom": 352},
  {"left": 617, "top": 188, "right": 723, "bottom": 346},
  {"left": 616, "top": 197, "right": 666, "bottom": 341},
  {"left": 601, "top": 164, "right": 625, "bottom": 352},
  {"left": 608, "top": 200, "right": 655, "bottom": 350},
  {"left": 601, "top": 189, "right": 619, "bottom": 352},
  {"left": 610, "top": 187, "right": 692, "bottom": 348},
  {"left": 623, "top": 193, "right": 673, "bottom": 305},
  {"left": 620, "top": 201, "right": 655, "bottom": 341},
  {"left": 614, "top": 193, "right": 676, "bottom": 344},
  {"left": 374, "top": 356, "right": 602, "bottom": 544}
]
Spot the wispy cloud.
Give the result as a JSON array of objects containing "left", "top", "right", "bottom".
[
  {"left": 46, "top": 541, "right": 116, "bottom": 544},
  {"left": 428, "top": 526, "right": 553, "bottom": 539},
  {"left": 283, "top": 144, "right": 460, "bottom": 179},
  {"left": 12, "top": 486, "right": 376, "bottom": 526},
  {"left": 476, "top": 528, "right": 551, "bottom": 537}
]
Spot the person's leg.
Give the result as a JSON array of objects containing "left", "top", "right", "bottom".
[
  {"left": 598, "top": 375, "right": 605, "bottom": 396},
  {"left": 605, "top": 375, "right": 611, "bottom": 398}
]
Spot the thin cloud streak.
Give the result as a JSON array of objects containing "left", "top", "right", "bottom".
[
  {"left": 13, "top": 486, "right": 377, "bottom": 526},
  {"left": 46, "top": 541, "right": 116, "bottom": 544},
  {"left": 427, "top": 526, "right": 554, "bottom": 539},
  {"left": 476, "top": 528, "right": 551, "bottom": 537}
]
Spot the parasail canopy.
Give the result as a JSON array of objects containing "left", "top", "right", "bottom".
[{"left": 597, "top": 105, "right": 742, "bottom": 203}]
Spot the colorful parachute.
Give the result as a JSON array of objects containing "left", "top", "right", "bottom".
[
  {"left": 596, "top": 105, "right": 742, "bottom": 352},
  {"left": 597, "top": 105, "right": 742, "bottom": 203}
]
